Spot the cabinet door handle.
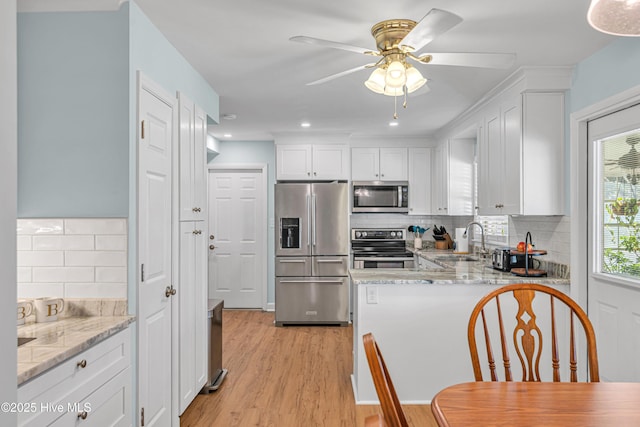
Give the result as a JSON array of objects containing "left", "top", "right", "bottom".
[{"left": 76, "top": 359, "right": 87, "bottom": 369}]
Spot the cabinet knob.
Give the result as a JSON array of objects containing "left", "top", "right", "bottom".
[
  {"left": 192, "top": 207, "right": 201, "bottom": 213},
  {"left": 193, "top": 229, "right": 202, "bottom": 235},
  {"left": 375, "top": 173, "right": 379, "bottom": 177},
  {"left": 76, "top": 359, "right": 87, "bottom": 369},
  {"left": 209, "top": 245, "right": 216, "bottom": 250},
  {"left": 381, "top": 174, "right": 384, "bottom": 177},
  {"left": 78, "top": 411, "right": 88, "bottom": 420},
  {"left": 314, "top": 172, "right": 317, "bottom": 176},
  {"left": 165, "top": 286, "right": 177, "bottom": 297},
  {"left": 210, "top": 235, "right": 215, "bottom": 240},
  {"left": 307, "top": 172, "right": 311, "bottom": 176}
]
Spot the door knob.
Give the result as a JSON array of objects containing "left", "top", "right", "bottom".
[
  {"left": 165, "top": 286, "right": 176, "bottom": 297},
  {"left": 209, "top": 245, "right": 216, "bottom": 250}
]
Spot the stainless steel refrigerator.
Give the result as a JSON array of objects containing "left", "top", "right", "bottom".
[{"left": 275, "top": 182, "right": 349, "bottom": 326}]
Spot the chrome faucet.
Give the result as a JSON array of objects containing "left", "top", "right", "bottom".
[{"left": 463, "top": 221, "right": 489, "bottom": 257}]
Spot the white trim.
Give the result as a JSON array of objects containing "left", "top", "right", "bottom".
[
  {"left": 207, "top": 163, "right": 269, "bottom": 311},
  {"left": 570, "top": 84, "right": 640, "bottom": 310},
  {"left": 17, "top": 0, "right": 127, "bottom": 12}
]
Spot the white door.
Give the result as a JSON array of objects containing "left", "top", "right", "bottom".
[
  {"left": 137, "top": 75, "right": 174, "bottom": 426},
  {"left": 208, "top": 168, "right": 266, "bottom": 308},
  {"left": 588, "top": 102, "right": 640, "bottom": 382}
]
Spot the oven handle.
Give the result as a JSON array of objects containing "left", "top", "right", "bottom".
[
  {"left": 278, "top": 280, "right": 345, "bottom": 284},
  {"left": 353, "top": 256, "right": 415, "bottom": 262}
]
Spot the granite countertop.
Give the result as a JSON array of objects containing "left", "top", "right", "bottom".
[
  {"left": 350, "top": 248, "right": 570, "bottom": 286},
  {"left": 17, "top": 316, "right": 135, "bottom": 385}
]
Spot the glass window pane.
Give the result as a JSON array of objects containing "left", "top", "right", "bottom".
[{"left": 601, "top": 131, "right": 640, "bottom": 278}]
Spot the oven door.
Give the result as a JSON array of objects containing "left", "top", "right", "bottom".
[{"left": 353, "top": 256, "right": 414, "bottom": 269}]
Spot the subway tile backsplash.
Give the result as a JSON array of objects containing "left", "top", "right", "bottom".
[{"left": 17, "top": 218, "right": 127, "bottom": 299}]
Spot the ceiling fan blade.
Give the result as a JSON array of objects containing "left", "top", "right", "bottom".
[
  {"left": 423, "top": 52, "right": 516, "bottom": 69},
  {"left": 400, "top": 9, "right": 463, "bottom": 53},
  {"left": 306, "top": 64, "right": 375, "bottom": 86},
  {"left": 290, "top": 36, "right": 374, "bottom": 55}
]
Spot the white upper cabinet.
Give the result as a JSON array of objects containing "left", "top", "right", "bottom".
[
  {"left": 408, "top": 147, "right": 432, "bottom": 215},
  {"left": 178, "top": 92, "right": 207, "bottom": 221},
  {"left": 432, "top": 140, "right": 475, "bottom": 216},
  {"left": 352, "top": 147, "right": 408, "bottom": 181},
  {"left": 477, "top": 91, "right": 565, "bottom": 215},
  {"left": 277, "top": 144, "right": 348, "bottom": 180}
]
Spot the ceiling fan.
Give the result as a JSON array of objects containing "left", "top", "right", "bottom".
[
  {"left": 290, "top": 8, "right": 516, "bottom": 114},
  {"left": 605, "top": 134, "right": 640, "bottom": 185}
]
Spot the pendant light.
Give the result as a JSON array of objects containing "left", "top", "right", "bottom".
[{"left": 588, "top": 0, "right": 640, "bottom": 36}]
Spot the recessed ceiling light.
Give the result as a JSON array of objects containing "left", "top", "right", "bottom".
[
  {"left": 223, "top": 133, "right": 232, "bottom": 138},
  {"left": 389, "top": 121, "right": 399, "bottom": 127},
  {"left": 300, "top": 122, "right": 311, "bottom": 128}
]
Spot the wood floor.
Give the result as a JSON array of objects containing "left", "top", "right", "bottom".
[{"left": 180, "top": 310, "right": 437, "bottom": 426}]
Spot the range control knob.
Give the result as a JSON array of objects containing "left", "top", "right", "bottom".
[
  {"left": 355, "top": 231, "right": 361, "bottom": 238},
  {"left": 362, "top": 231, "right": 368, "bottom": 238},
  {"left": 390, "top": 231, "right": 396, "bottom": 238}
]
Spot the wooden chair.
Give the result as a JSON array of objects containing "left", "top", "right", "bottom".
[
  {"left": 468, "top": 283, "right": 599, "bottom": 382},
  {"left": 363, "top": 332, "right": 408, "bottom": 427}
]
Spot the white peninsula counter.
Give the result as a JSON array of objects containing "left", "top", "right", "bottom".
[{"left": 350, "top": 252, "right": 571, "bottom": 404}]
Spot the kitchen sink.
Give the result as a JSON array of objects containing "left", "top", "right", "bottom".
[
  {"left": 18, "top": 337, "right": 36, "bottom": 347},
  {"left": 434, "top": 256, "right": 479, "bottom": 262}
]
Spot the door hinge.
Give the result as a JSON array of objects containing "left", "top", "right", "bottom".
[
  {"left": 141, "top": 264, "right": 145, "bottom": 283},
  {"left": 141, "top": 120, "right": 145, "bottom": 139},
  {"left": 141, "top": 407, "right": 144, "bottom": 426}
]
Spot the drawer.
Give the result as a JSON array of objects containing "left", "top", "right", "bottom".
[
  {"left": 48, "top": 367, "right": 131, "bottom": 427},
  {"left": 18, "top": 327, "right": 131, "bottom": 427},
  {"left": 275, "top": 277, "right": 349, "bottom": 325},
  {"left": 312, "top": 255, "right": 348, "bottom": 276},
  {"left": 275, "top": 256, "right": 311, "bottom": 276}
]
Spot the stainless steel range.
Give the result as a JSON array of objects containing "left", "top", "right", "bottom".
[{"left": 351, "top": 228, "right": 414, "bottom": 269}]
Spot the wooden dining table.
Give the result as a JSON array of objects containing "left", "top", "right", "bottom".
[{"left": 431, "top": 381, "right": 640, "bottom": 426}]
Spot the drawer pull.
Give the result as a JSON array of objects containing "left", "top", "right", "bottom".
[
  {"left": 78, "top": 411, "right": 88, "bottom": 420},
  {"left": 76, "top": 359, "right": 87, "bottom": 369}
]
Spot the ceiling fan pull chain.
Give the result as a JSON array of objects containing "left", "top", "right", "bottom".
[
  {"left": 403, "top": 86, "right": 408, "bottom": 109},
  {"left": 393, "top": 93, "right": 398, "bottom": 119}
]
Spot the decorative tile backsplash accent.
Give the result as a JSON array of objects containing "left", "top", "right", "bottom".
[{"left": 17, "top": 219, "right": 127, "bottom": 299}]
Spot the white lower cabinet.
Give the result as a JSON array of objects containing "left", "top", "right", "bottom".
[
  {"left": 18, "top": 328, "right": 131, "bottom": 427},
  {"left": 178, "top": 221, "right": 208, "bottom": 414}
]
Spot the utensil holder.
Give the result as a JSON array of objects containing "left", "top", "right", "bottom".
[{"left": 435, "top": 240, "right": 448, "bottom": 250}]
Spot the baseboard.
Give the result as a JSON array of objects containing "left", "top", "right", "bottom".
[{"left": 265, "top": 302, "right": 275, "bottom": 312}]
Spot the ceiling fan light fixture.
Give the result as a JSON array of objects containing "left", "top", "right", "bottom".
[
  {"left": 405, "top": 66, "right": 427, "bottom": 93},
  {"left": 385, "top": 60, "right": 407, "bottom": 88},
  {"left": 588, "top": 0, "right": 640, "bottom": 36},
  {"left": 364, "top": 68, "right": 387, "bottom": 94}
]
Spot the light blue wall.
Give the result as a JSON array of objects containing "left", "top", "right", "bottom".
[
  {"left": 17, "top": 8, "right": 129, "bottom": 217},
  {"left": 129, "top": 1, "right": 218, "bottom": 120},
  {"left": 209, "top": 140, "right": 276, "bottom": 304},
  {"left": 570, "top": 37, "right": 640, "bottom": 113}
]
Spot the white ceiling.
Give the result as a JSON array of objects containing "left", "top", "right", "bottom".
[{"left": 132, "top": 0, "right": 614, "bottom": 141}]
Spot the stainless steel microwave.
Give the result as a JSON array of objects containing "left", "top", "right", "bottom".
[{"left": 352, "top": 181, "right": 409, "bottom": 213}]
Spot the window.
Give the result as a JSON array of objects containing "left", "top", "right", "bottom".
[{"left": 600, "top": 131, "right": 640, "bottom": 278}]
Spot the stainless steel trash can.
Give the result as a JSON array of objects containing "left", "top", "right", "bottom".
[{"left": 200, "top": 299, "right": 227, "bottom": 393}]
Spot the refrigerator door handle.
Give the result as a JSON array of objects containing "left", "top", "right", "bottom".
[
  {"left": 312, "top": 193, "right": 317, "bottom": 246},
  {"left": 306, "top": 194, "right": 311, "bottom": 247}
]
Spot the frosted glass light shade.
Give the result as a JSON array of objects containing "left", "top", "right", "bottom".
[
  {"left": 588, "top": 0, "right": 640, "bottom": 36},
  {"left": 364, "top": 68, "right": 387, "bottom": 94},
  {"left": 385, "top": 61, "right": 406, "bottom": 88},
  {"left": 405, "top": 66, "right": 427, "bottom": 93}
]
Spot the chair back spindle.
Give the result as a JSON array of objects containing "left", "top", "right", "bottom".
[{"left": 468, "top": 283, "right": 599, "bottom": 383}]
